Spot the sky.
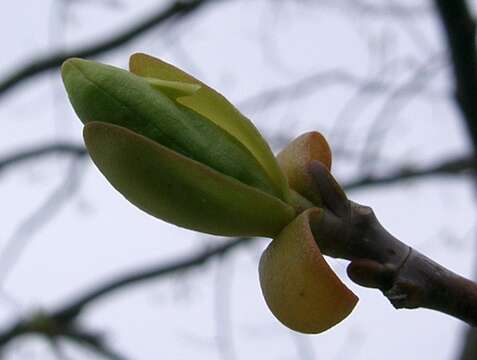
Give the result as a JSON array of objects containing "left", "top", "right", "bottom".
[{"left": 1, "top": 0, "right": 476, "bottom": 359}]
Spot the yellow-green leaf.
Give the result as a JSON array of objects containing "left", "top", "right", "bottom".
[
  {"left": 144, "top": 77, "right": 201, "bottom": 99},
  {"left": 84, "top": 122, "right": 296, "bottom": 237},
  {"left": 259, "top": 208, "right": 358, "bottom": 333},
  {"left": 129, "top": 53, "right": 289, "bottom": 202}
]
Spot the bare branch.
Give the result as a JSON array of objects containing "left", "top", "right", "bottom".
[
  {"left": 0, "top": 311, "right": 127, "bottom": 360},
  {"left": 54, "top": 237, "right": 252, "bottom": 320},
  {"left": 342, "top": 0, "right": 431, "bottom": 18},
  {"left": 343, "top": 154, "right": 476, "bottom": 191},
  {"left": 0, "top": 151, "right": 475, "bottom": 351},
  {"left": 238, "top": 70, "right": 366, "bottom": 112},
  {"left": 459, "top": 327, "right": 477, "bottom": 360},
  {"left": 0, "top": 237, "right": 254, "bottom": 353},
  {"left": 61, "top": 328, "right": 127, "bottom": 360},
  {"left": 0, "top": 143, "right": 86, "bottom": 176},
  {"left": 237, "top": 66, "right": 446, "bottom": 113},
  {"left": 0, "top": 143, "right": 87, "bottom": 284},
  {"left": 433, "top": 0, "right": 477, "bottom": 148},
  {"left": 0, "top": 0, "right": 217, "bottom": 99},
  {"left": 358, "top": 52, "right": 445, "bottom": 174},
  {"left": 313, "top": 0, "right": 431, "bottom": 18},
  {"left": 0, "top": 149, "right": 474, "bottom": 352},
  {"left": 310, "top": 161, "right": 477, "bottom": 325},
  {"left": 432, "top": 1, "right": 477, "bottom": 356},
  {"left": 0, "top": 158, "right": 87, "bottom": 284}
]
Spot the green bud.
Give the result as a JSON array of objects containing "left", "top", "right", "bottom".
[
  {"left": 62, "top": 54, "right": 359, "bottom": 333},
  {"left": 61, "top": 54, "right": 295, "bottom": 237}
]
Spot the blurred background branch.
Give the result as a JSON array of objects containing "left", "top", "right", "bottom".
[
  {"left": 0, "top": 0, "right": 216, "bottom": 99},
  {"left": 0, "top": 143, "right": 86, "bottom": 175},
  {"left": 433, "top": 1, "right": 477, "bottom": 358},
  {"left": 0, "top": 237, "right": 253, "bottom": 359}
]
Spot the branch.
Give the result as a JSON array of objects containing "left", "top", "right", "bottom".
[
  {"left": 0, "top": 143, "right": 86, "bottom": 175},
  {"left": 310, "top": 161, "right": 477, "bottom": 325},
  {"left": 55, "top": 237, "right": 252, "bottom": 319},
  {"left": 0, "top": 0, "right": 216, "bottom": 99},
  {"left": 237, "top": 66, "right": 446, "bottom": 113},
  {"left": 238, "top": 70, "right": 371, "bottom": 111},
  {"left": 357, "top": 52, "right": 445, "bottom": 174},
  {"left": 0, "top": 150, "right": 474, "bottom": 352},
  {"left": 0, "top": 237, "right": 254, "bottom": 353},
  {"left": 0, "top": 312, "right": 126, "bottom": 360},
  {"left": 343, "top": 154, "right": 476, "bottom": 191},
  {"left": 433, "top": 0, "right": 477, "bottom": 148},
  {"left": 459, "top": 328, "right": 477, "bottom": 360},
  {"left": 315, "top": 0, "right": 431, "bottom": 18},
  {"left": 433, "top": 0, "right": 477, "bottom": 356},
  {"left": 0, "top": 157, "right": 87, "bottom": 284}
]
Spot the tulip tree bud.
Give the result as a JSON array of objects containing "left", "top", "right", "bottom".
[
  {"left": 61, "top": 53, "right": 358, "bottom": 334},
  {"left": 61, "top": 55, "right": 294, "bottom": 237}
]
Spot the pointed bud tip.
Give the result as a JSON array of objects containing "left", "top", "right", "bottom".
[
  {"left": 61, "top": 57, "right": 83, "bottom": 74},
  {"left": 61, "top": 58, "right": 100, "bottom": 82}
]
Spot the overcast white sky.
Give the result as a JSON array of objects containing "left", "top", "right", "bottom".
[{"left": 1, "top": 0, "right": 476, "bottom": 359}]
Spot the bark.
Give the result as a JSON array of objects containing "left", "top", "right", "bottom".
[{"left": 310, "top": 161, "right": 477, "bottom": 325}]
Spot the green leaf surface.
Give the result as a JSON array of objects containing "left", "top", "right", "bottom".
[
  {"left": 129, "top": 53, "right": 289, "bottom": 202},
  {"left": 61, "top": 58, "right": 278, "bottom": 197},
  {"left": 84, "top": 122, "right": 296, "bottom": 237},
  {"left": 144, "top": 77, "right": 201, "bottom": 99}
]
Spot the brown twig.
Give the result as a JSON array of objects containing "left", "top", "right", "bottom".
[{"left": 310, "top": 161, "right": 477, "bottom": 325}]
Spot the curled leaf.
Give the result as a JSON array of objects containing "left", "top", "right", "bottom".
[
  {"left": 259, "top": 208, "right": 358, "bottom": 333},
  {"left": 277, "top": 132, "right": 331, "bottom": 206}
]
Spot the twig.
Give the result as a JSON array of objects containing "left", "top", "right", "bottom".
[
  {"left": 0, "top": 157, "right": 87, "bottom": 284},
  {"left": 343, "top": 154, "right": 476, "bottom": 191},
  {"left": 237, "top": 67, "right": 446, "bottom": 113},
  {"left": 433, "top": 0, "right": 477, "bottom": 148},
  {"left": 0, "top": 237, "right": 253, "bottom": 354},
  {"left": 459, "top": 327, "right": 477, "bottom": 360},
  {"left": 358, "top": 52, "right": 445, "bottom": 174},
  {"left": 61, "top": 328, "right": 127, "bottom": 360},
  {"left": 54, "top": 237, "right": 253, "bottom": 320},
  {"left": 309, "top": 161, "right": 477, "bottom": 325},
  {"left": 432, "top": 1, "right": 477, "bottom": 357},
  {"left": 327, "top": 54, "right": 444, "bottom": 154},
  {"left": 0, "top": 0, "right": 216, "bottom": 99},
  {"left": 0, "top": 152, "right": 475, "bottom": 351},
  {"left": 0, "top": 143, "right": 86, "bottom": 175},
  {"left": 308, "top": 0, "right": 431, "bottom": 18}
]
